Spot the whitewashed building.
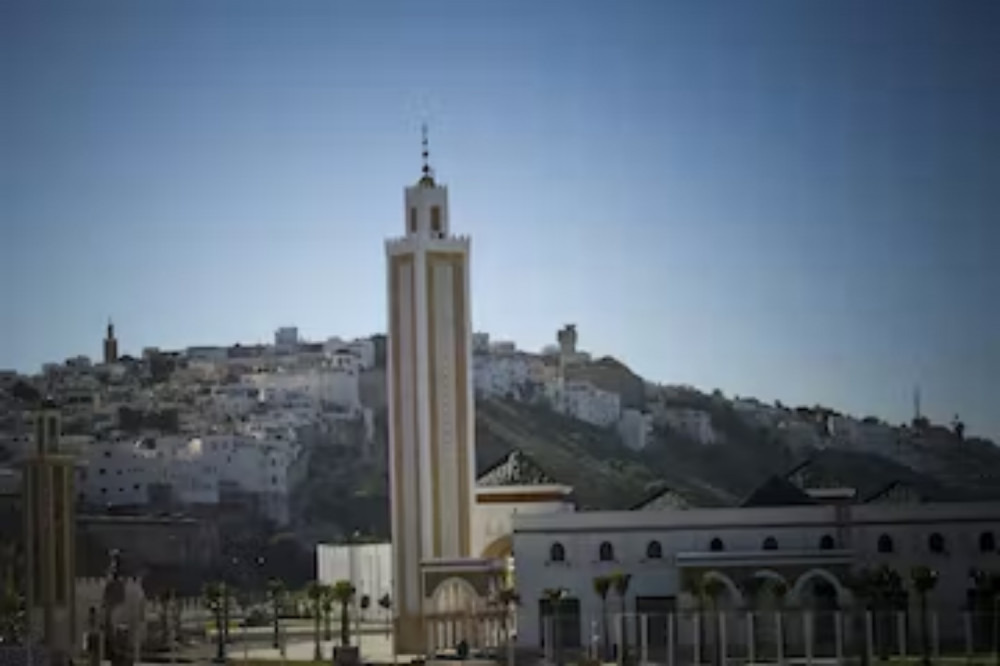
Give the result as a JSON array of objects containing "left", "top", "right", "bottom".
[
  {"left": 660, "top": 407, "right": 719, "bottom": 445},
  {"left": 512, "top": 497, "right": 1000, "bottom": 654},
  {"left": 617, "top": 409, "right": 654, "bottom": 451},
  {"left": 551, "top": 380, "right": 621, "bottom": 428}
]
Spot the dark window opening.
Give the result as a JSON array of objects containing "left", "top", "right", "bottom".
[{"left": 598, "top": 541, "right": 615, "bottom": 562}]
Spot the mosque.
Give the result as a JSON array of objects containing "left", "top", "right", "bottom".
[{"left": 318, "top": 133, "right": 1000, "bottom": 659}]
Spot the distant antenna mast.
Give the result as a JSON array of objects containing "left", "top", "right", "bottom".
[
  {"left": 419, "top": 122, "right": 434, "bottom": 185},
  {"left": 913, "top": 385, "right": 922, "bottom": 421}
]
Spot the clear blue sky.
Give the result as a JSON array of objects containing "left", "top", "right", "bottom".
[{"left": 1, "top": 1, "right": 998, "bottom": 440}]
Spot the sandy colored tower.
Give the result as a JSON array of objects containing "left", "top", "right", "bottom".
[
  {"left": 385, "top": 130, "right": 477, "bottom": 653},
  {"left": 103, "top": 318, "right": 119, "bottom": 364},
  {"left": 23, "top": 399, "right": 77, "bottom": 652}
]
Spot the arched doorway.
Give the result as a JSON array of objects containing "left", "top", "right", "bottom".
[
  {"left": 791, "top": 569, "right": 850, "bottom": 659},
  {"left": 748, "top": 572, "right": 790, "bottom": 661},
  {"left": 428, "top": 577, "right": 482, "bottom": 654},
  {"left": 480, "top": 535, "right": 514, "bottom": 590}
]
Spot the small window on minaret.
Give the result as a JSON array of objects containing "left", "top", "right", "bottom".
[
  {"left": 409, "top": 207, "right": 417, "bottom": 233},
  {"left": 430, "top": 206, "right": 442, "bottom": 233}
]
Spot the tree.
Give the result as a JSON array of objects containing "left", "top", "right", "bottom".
[
  {"left": 331, "top": 580, "right": 357, "bottom": 647},
  {"left": 910, "top": 566, "right": 938, "bottom": 666},
  {"left": 203, "top": 582, "right": 228, "bottom": 663},
  {"left": 494, "top": 586, "right": 521, "bottom": 654},
  {"left": 542, "top": 588, "right": 568, "bottom": 666},
  {"left": 611, "top": 573, "right": 632, "bottom": 663},
  {"left": 593, "top": 575, "right": 612, "bottom": 659},
  {"left": 969, "top": 569, "right": 1000, "bottom": 660},
  {"left": 267, "top": 579, "right": 285, "bottom": 649},
  {"left": 703, "top": 578, "right": 726, "bottom": 666},
  {"left": 322, "top": 586, "right": 335, "bottom": 641},
  {"left": 306, "top": 582, "right": 326, "bottom": 660}
]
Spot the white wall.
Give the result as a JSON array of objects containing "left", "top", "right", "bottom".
[
  {"left": 511, "top": 501, "right": 1000, "bottom": 649},
  {"left": 317, "top": 543, "right": 393, "bottom": 608}
]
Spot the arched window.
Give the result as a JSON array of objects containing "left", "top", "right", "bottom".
[
  {"left": 763, "top": 537, "right": 778, "bottom": 551},
  {"left": 979, "top": 531, "right": 996, "bottom": 553},
  {"left": 646, "top": 540, "right": 663, "bottom": 560},
  {"left": 599, "top": 541, "right": 615, "bottom": 562},
  {"left": 819, "top": 535, "right": 835, "bottom": 550},
  {"left": 928, "top": 533, "right": 946, "bottom": 554},
  {"left": 408, "top": 207, "right": 417, "bottom": 233},
  {"left": 877, "top": 534, "right": 894, "bottom": 553},
  {"left": 549, "top": 542, "right": 565, "bottom": 562},
  {"left": 709, "top": 538, "right": 725, "bottom": 552}
]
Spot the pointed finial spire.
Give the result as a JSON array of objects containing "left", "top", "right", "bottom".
[{"left": 419, "top": 123, "right": 435, "bottom": 186}]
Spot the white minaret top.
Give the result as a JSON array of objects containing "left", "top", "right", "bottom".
[{"left": 404, "top": 124, "right": 451, "bottom": 239}]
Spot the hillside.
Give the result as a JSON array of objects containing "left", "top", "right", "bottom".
[{"left": 295, "top": 362, "right": 1000, "bottom": 543}]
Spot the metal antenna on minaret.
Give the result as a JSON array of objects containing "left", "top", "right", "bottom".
[{"left": 421, "top": 123, "right": 432, "bottom": 179}]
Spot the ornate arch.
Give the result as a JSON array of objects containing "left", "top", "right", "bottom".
[
  {"left": 789, "top": 568, "right": 851, "bottom": 607},
  {"left": 481, "top": 534, "right": 513, "bottom": 560},
  {"left": 428, "top": 576, "right": 482, "bottom": 614},
  {"left": 701, "top": 570, "right": 745, "bottom": 606},
  {"left": 752, "top": 569, "right": 790, "bottom": 588}
]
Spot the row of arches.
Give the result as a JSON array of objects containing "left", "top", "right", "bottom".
[{"left": 693, "top": 568, "right": 851, "bottom": 608}]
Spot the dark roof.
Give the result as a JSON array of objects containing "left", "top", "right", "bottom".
[
  {"left": 477, "top": 450, "right": 556, "bottom": 487},
  {"left": 629, "top": 484, "right": 691, "bottom": 511},
  {"left": 741, "top": 475, "right": 818, "bottom": 508}
]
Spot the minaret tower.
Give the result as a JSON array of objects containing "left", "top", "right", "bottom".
[
  {"left": 103, "top": 318, "right": 119, "bottom": 364},
  {"left": 385, "top": 127, "right": 476, "bottom": 653},
  {"left": 23, "top": 398, "right": 77, "bottom": 652}
]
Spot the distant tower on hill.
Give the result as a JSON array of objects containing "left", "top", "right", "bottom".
[
  {"left": 103, "top": 318, "right": 119, "bottom": 364},
  {"left": 913, "top": 385, "right": 922, "bottom": 421}
]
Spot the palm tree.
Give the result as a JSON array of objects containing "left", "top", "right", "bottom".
[
  {"left": 682, "top": 574, "right": 707, "bottom": 665},
  {"left": 322, "top": 586, "right": 335, "bottom": 641},
  {"left": 770, "top": 579, "right": 789, "bottom": 665},
  {"left": 203, "top": 582, "right": 228, "bottom": 663},
  {"left": 593, "top": 575, "right": 612, "bottom": 659},
  {"left": 611, "top": 573, "right": 632, "bottom": 663},
  {"left": 306, "top": 581, "right": 326, "bottom": 661},
  {"left": 910, "top": 566, "right": 938, "bottom": 666},
  {"left": 331, "top": 580, "right": 357, "bottom": 647},
  {"left": 542, "top": 588, "right": 568, "bottom": 666},
  {"left": 702, "top": 578, "right": 726, "bottom": 666},
  {"left": 267, "top": 578, "right": 285, "bottom": 649},
  {"left": 495, "top": 586, "right": 521, "bottom": 656},
  {"left": 871, "top": 566, "right": 903, "bottom": 660},
  {"left": 969, "top": 569, "right": 1000, "bottom": 662}
]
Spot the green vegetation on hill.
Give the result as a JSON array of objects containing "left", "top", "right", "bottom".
[{"left": 295, "top": 369, "right": 1000, "bottom": 543}]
